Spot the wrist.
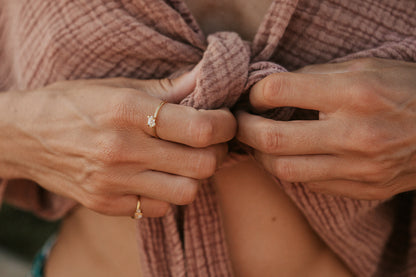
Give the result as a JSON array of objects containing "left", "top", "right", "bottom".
[{"left": 0, "top": 90, "right": 33, "bottom": 179}]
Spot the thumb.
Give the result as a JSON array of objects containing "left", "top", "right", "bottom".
[{"left": 141, "top": 63, "right": 201, "bottom": 103}]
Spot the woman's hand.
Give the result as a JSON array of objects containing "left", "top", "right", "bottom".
[
  {"left": 237, "top": 58, "right": 416, "bottom": 200},
  {"left": 0, "top": 70, "right": 236, "bottom": 217}
]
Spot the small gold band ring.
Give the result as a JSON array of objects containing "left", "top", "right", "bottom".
[{"left": 146, "top": 101, "right": 167, "bottom": 139}]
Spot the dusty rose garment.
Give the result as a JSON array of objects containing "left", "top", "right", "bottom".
[{"left": 0, "top": 0, "right": 415, "bottom": 276}]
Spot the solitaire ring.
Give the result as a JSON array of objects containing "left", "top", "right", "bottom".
[
  {"left": 147, "top": 101, "right": 167, "bottom": 138},
  {"left": 132, "top": 196, "right": 143, "bottom": 219}
]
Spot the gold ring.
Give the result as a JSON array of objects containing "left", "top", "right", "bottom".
[
  {"left": 147, "top": 101, "right": 167, "bottom": 138},
  {"left": 132, "top": 196, "right": 143, "bottom": 219}
]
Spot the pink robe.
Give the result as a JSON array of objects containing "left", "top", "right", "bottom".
[{"left": 0, "top": 0, "right": 415, "bottom": 276}]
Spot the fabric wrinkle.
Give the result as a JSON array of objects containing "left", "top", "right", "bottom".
[{"left": 0, "top": 0, "right": 415, "bottom": 276}]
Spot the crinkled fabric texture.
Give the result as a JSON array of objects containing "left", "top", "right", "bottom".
[{"left": 0, "top": 0, "right": 415, "bottom": 276}]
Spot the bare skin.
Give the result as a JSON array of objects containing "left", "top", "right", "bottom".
[
  {"left": 213, "top": 160, "right": 352, "bottom": 277},
  {"left": 183, "top": 0, "right": 273, "bottom": 40},
  {"left": 43, "top": 1, "right": 352, "bottom": 276},
  {"left": 0, "top": 70, "right": 236, "bottom": 217},
  {"left": 1, "top": 0, "right": 414, "bottom": 277}
]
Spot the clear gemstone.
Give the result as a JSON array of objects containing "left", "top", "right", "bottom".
[
  {"left": 133, "top": 210, "right": 143, "bottom": 219},
  {"left": 147, "top": 115, "right": 156, "bottom": 127}
]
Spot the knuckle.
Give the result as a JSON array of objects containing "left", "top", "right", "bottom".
[
  {"left": 262, "top": 74, "right": 290, "bottom": 103},
  {"left": 158, "top": 78, "right": 174, "bottom": 93},
  {"left": 364, "top": 161, "right": 396, "bottom": 183},
  {"left": 82, "top": 195, "right": 108, "bottom": 213},
  {"left": 348, "top": 127, "right": 384, "bottom": 156},
  {"left": 360, "top": 170, "right": 385, "bottom": 183},
  {"left": 82, "top": 182, "right": 97, "bottom": 195},
  {"left": 272, "top": 160, "right": 296, "bottom": 181},
  {"left": 259, "top": 125, "right": 280, "bottom": 153},
  {"left": 188, "top": 115, "right": 215, "bottom": 147},
  {"left": 192, "top": 150, "right": 218, "bottom": 179},
  {"left": 108, "top": 92, "right": 137, "bottom": 127},
  {"left": 349, "top": 73, "right": 383, "bottom": 108},
  {"left": 366, "top": 164, "right": 387, "bottom": 182},
  {"left": 353, "top": 81, "right": 377, "bottom": 104},
  {"left": 172, "top": 179, "right": 199, "bottom": 205},
  {"left": 96, "top": 135, "right": 126, "bottom": 163},
  {"left": 83, "top": 171, "right": 118, "bottom": 194},
  {"left": 71, "top": 162, "right": 97, "bottom": 185}
]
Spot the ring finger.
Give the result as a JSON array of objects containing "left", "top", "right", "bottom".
[
  {"left": 139, "top": 97, "right": 236, "bottom": 147},
  {"left": 84, "top": 194, "right": 171, "bottom": 217},
  {"left": 97, "top": 168, "right": 200, "bottom": 205}
]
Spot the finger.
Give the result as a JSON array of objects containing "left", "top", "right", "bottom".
[
  {"left": 255, "top": 152, "right": 361, "bottom": 183},
  {"left": 99, "top": 169, "right": 200, "bottom": 205},
  {"left": 103, "top": 63, "right": 201, "bottom": 103},
  {"left": 236, "top": 111, "right": 334, "bottom": 155},
  {"left": 84, "top": 194, "right": 171, "bottom": 217},
  {"left": 294, "top": 62, "right": 352, "bottom": 74},
  {"left": 139, "top": 64, "right": 200, "bottom": 103},
  {"left": 306, "top": 172, "right": 416, "bottom": 200},
  {"left": 304, "top": 180, "right": 388, "bottom": 200},
  {"left": 146, "top": 141, "right": 228, "bottom": 179},
  {"left": 122, "top": 195, "right": 172, "bottom": 218},
  {"left": 249, "top": 72, "right": 347, "bottom": 113},
  {"left": 107, "top": 75, "right": 236, "bottom": 146},
  {"left": 129, "top": 171, "right": 200, "bottom": 206},
  {"left": 295, "top": 58, "right": 404, "bottom": 75},
  {"left": 136, "top": 196, "right": 171, "bottom": 218},
  {"left": 94, "top": 130, "right": 228, "bottom": 178},
  {"left": 138, "top": 100, "right": 237, "bottom": 147}
]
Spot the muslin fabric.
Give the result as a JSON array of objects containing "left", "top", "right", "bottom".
[{"left": 0, "top": 0, "right": 415, "bottom": 276}]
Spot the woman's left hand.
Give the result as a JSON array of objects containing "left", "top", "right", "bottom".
[{"left": 237, "top": 58, "right": 416, "bottom": 200}]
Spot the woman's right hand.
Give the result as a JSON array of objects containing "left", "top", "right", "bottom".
[{"left": 0, "top": 70, "right": 236, "bottom": 217}]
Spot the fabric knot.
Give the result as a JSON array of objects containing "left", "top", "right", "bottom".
[
  {"left": 180, "top": 32, "right": 251, "bottom": 109},
  {"left": 180, "top": 32, "right": 294, "bottom": 120}
]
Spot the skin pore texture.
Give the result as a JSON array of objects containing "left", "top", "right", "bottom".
[{"left": 44, "top": 1, "right": 353, "bottom": 276}]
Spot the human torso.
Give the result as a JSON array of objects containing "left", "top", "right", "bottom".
[
  {"left": 45, "top": 1, "right": 352, "bottom": 276},
  {"left": 183, "top": 0, "right": 274, "bottom": 40}
]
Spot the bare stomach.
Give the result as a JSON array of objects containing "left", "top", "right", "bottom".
[{"left": 45, "top": 159, "right": 352, "bottom": 277}]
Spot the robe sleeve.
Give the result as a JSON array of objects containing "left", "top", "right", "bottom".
[{"left": 0, "top": 2, "right": 76, "bottom": 220}]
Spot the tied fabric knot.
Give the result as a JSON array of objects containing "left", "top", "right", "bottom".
[
  {"left": 180, "top": 32, "right": 250, "bottom": 109},
  {"left": 180, "top": 32, "right": 294, "bottom": 120}
]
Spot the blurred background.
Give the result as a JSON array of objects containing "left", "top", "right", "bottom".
[{"left": 0, "top": 203, "right": 60, "bottom": 277}]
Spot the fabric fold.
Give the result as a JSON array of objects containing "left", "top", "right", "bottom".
[
  {"left": 0, "top": 0, "right": 415, "bottom": 276},
  {"left": 180, "top": 32, "right": 251, "bottom": 109}
]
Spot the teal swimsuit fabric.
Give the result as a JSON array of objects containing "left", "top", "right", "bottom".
[{"left": 30, "top": 235, "right": 56, "bottom": 277}]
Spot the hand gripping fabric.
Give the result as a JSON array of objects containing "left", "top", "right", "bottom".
[{"left": 0, "top": 0, "right": 415, "bottom": 276}]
